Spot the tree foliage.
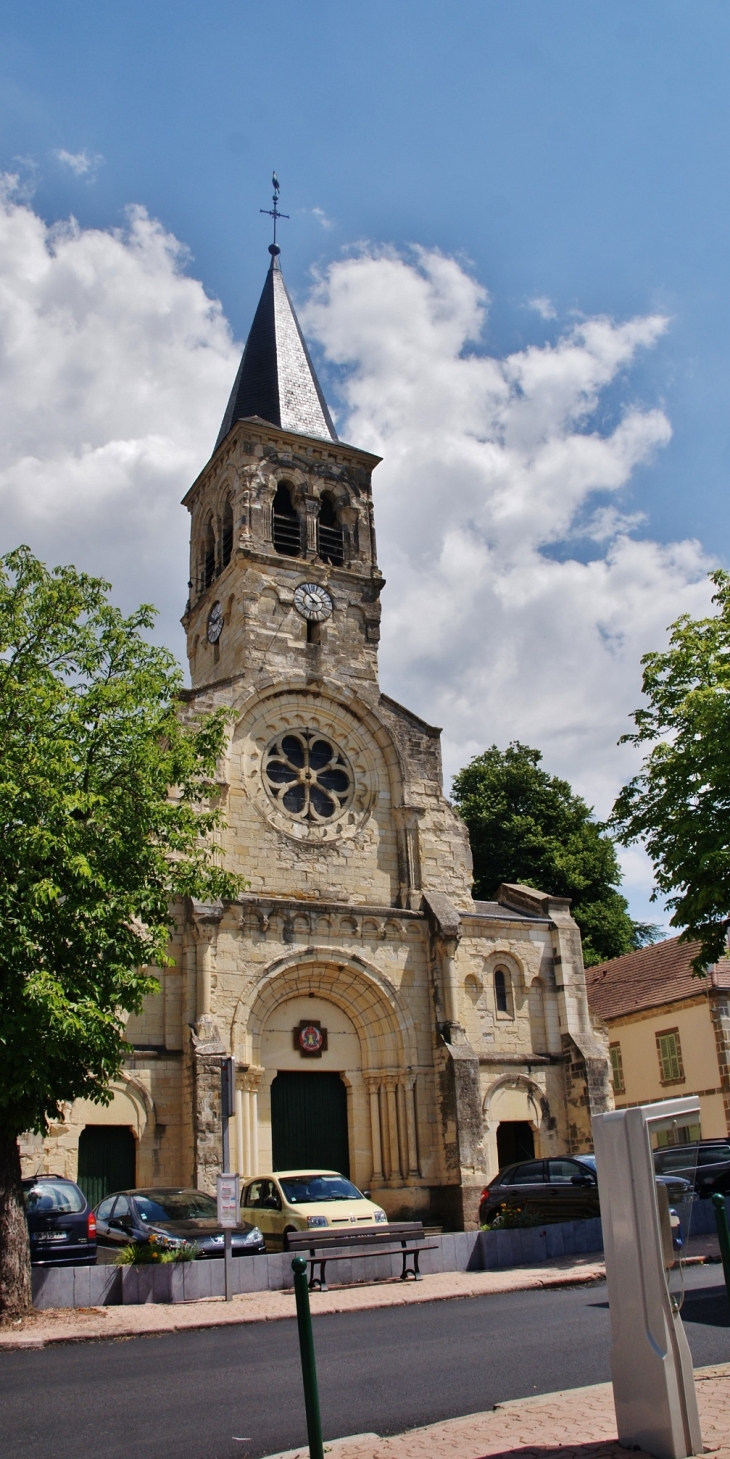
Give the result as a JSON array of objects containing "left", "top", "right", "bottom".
[
  {"left": 0, "top": 546, "right": 242, "bottom": 1144},
  {"left": 452, "top": 742, "right": 654, "bottom": 967},
  {"left": 612, "top": 569, "right": 730, "bottom": 974}
]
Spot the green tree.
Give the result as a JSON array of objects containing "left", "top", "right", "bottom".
[
  {"left": 612, "top": 569, "right": 730, "bottom": 976},
  {"left": 451, "top": 742, "right": 654, "bottom": 967},
  {"left": 0, "top": 547, "right": 242, "bottom": 1317}
]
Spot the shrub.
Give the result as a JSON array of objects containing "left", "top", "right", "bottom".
[{"left": 115, "top": 1235, "right": 199, "bottom": 1265}]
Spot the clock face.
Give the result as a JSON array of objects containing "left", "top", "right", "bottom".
[
  {"left": 207, "top": 601, "right": 224, "bottom": 643},
  {"left": 293, "top": 582, "right": 334, "bottom": 623}
]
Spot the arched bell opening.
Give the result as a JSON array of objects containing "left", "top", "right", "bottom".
[
  {"left": 221, "top": 496, "right": 234, "bottom": 569},
  {"left": 317, "top": 492, "right": 344, "bottom": 566},
  {"left": 272, "top": 481, "right": 302, "bottom": 557},
  {"left": 202, "top": 514, "right": 216, "bottom": 589}
]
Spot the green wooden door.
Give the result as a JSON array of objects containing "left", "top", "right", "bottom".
[
  {"left": 271, "top": 1072, "right": 349, "bottom": 1177},
  {"left": 77, "top": 1126, "right": 136, "bottom": 1208}
]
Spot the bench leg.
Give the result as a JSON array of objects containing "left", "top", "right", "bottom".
[
  {"left": 308, "top": 1258, "right": 328, "bottom": 1293},
  {"left": 400, "top": 1246, "right": 421, "bottom": 1282}
]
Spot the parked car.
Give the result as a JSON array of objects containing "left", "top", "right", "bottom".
[
  {"left": 22, "top": 1176, "right": 97, "bottom": 1266},
  {"left": 653, "top": 1140, "right": 730, "bottom": 1197},
  {"left": 94, "top": 1188, "right": 265, "bottom": 1257},
  {"left": 478, "top": 1154, "right": 692, "bottom": 1227},
  {"left": 240, "top": 1169, "right": 388, "bottom": 1248}
]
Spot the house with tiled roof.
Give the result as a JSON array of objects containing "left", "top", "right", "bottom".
[{"left": 586, "top": 938, "right": 730, "bottom": 1141}]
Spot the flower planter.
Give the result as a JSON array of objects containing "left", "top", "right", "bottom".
[{"left": 474, "top": 1216, "right": 604, "bottom": 1271}]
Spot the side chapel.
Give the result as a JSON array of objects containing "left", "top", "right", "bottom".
[{"left": 23, "top": 234, "right": 613, "bottom": 1226}]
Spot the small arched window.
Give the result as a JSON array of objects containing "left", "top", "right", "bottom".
[
  {"left": 221, "top": 497, "right": 234, "bottom": 569},
  {"left": 202, "top": 516, "right": 216, "bottom": 590},
  {"left": 494, "top": 967, "right": 512, "bottom": 1016},
  {"left": 317, "top": 493, "right": 344, "bottom": 566},
  {"left": 272, "top": 482, "right": 302, "bottom": 557}
]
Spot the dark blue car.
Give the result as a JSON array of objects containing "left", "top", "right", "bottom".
[{"left": 22, "top": 1176, "right": 97, "bottom": 1266}]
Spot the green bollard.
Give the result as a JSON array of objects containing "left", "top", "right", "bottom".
[
  {"left": 292, "top": 1256, "right": 325, "bottom": 1459},
  {"left": 711, "top": 1192, "right": 730, "bottom": 1305}
]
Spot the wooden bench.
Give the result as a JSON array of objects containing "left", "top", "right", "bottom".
[{"left": 286, "top": 1221, "right": 437, "bottom": 1291}]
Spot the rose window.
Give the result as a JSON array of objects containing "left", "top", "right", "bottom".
[{"left": 263, "top": 730, "right": 353, "bottom": 822}]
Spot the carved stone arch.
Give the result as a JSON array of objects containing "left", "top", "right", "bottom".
[
  {"left": 119, "top": 1070, "right": 157, "bottom": 1130},
  {"left": 275, "top": 469, "right": 307, "bottom": 507},
  {"left": 230, "top": 946, "right": 417, "bottom": 1073},
  {"left": 482, "top": 1073, "right": 545, "bottom": 1134},
  {"left": 482, "top": 948, "right": 528, "bottom": 989}
]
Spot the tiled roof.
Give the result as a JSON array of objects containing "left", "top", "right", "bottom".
[
  {"left": 586, "top": 936, "right": 730, "bottom": 1022},
  {"left": 216, "top": 247, "right": 337, "bottom": 449}
]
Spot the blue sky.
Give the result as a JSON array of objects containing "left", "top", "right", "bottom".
[{"left": 1, "top": 1, "right": 728, "bottom": 927}]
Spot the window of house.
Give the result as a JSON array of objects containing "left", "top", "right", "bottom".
[
  {"left": 609, "top": 1042, "right": 625, "bottom": 1095},
  {"left": 221, "top": 497, "right": 234, "bottom": 569},
  {"left": 272, "top": 482, "right": 302, "bottom": 557},
  {"left": 494, "top": 967, "right": 513, "bottom": 1017},
  {"left": 656, "top": 1028, "right": 685, "bottom": 1085},
  {"left": 317, "top": 493, "right": 344, "bottom": 566}
]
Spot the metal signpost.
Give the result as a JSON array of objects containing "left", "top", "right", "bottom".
[
  {"left": 593, "top": 1097, "right": 702, "bottom": 1459},
  {"left": 218, "top": 1057, "right": 238, "bottom": 1302}
]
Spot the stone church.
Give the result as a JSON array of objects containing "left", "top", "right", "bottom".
[{"left": 23, "top": 238, "right": 612, "bottom": 1227}]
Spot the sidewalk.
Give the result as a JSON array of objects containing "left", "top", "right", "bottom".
[
  {"left": 1, "top": 1253, "right": 607, "bottom": 1349},
  {"left": 1, "top": 1233, "right": 721, "bottom": 1351},
  {"left": 262, "top": 1365, "right": 730, "bottom": 1459}
]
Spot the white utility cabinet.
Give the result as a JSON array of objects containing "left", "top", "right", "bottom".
[{"left": 593, "top": 1097, "right": 702, "bottom": 1459}]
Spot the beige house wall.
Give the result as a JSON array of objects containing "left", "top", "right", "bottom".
[{"left": 608, "top": 995, "right": 728, "bottom": 1137}]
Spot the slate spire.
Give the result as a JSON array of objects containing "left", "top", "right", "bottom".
[{"left": 215, "top": 243, "right": 338, "bottom": 449}]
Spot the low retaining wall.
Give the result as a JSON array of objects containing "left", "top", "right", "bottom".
[
  {"left": 33, "top": 1196, "right": 726, "bottom": 1309},
  {"left": 32, "top": 1234, "right": 478, "bottom": 1309},
  {"left": 474, "top": 1216, "right": 603, "bottom": 1271}
]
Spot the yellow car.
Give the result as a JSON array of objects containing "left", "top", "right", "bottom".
[{"left": 240, "top": 1169, "right": 388, "bottom": 1248}]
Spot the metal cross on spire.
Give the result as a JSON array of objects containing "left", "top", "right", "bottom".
[{"left": 260, "top": 172, "right": 289, "bottom": 255}]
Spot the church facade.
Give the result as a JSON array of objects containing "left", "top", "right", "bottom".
[{"left": 22, "top": 239, "right": 612, "bottom": 1227}]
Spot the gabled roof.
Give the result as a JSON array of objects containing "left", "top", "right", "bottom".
[
  {"left": 216, "top": 245, "right": 338, "bottom": 449},
  {"left": 586, "top": 935, "right": 730, "bottom": 1022}
]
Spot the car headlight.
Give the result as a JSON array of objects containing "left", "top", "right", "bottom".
[
  {"left": 306, "top": 1215, "right": 329, "bottom": 1228},
  {"left": 150, "top": 1228, "right": 183, "bottom": 1249},
  {"left": 242, "top": 1227, "right": 263, "bottom": 1244},
  {"left": 374, "top": 1209, "right": 388, "bottom": 1223}
]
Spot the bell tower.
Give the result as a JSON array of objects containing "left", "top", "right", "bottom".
[{"left": 181, "top": 233, "right": 383, "bottom": 696}]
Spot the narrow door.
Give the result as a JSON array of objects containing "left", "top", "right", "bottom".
[
  {"left": 77, "top": 1125, "right": 136, "bottom": 1207},
  {"left": 496, "top": 1120, "right": 535, "bottom": 1169},
  {"left": 271, "top": 1072, "right": 349, "bottom": 1176}
]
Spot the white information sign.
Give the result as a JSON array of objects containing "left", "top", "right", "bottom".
[{"left": 217, "top": 1173, "right": 240, "bottom": 1229}]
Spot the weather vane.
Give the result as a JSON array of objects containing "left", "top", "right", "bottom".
[{"left": 260, "top": 172, "right": 289, "bottom": 254}]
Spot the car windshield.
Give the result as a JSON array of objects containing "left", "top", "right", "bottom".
[
  {"left": 23, "top": 1181, "right": 84, "bottom": 1214},
  {"left": 279, "top": 1176, "right": 363, "bottom": 1204},
  {"left": 133, "top": 1191, "right": 218, "bottom": 1223}
]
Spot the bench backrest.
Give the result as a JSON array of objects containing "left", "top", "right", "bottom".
[{"left": 286, "top": 1220, "right": 425, "bottom": 1252}]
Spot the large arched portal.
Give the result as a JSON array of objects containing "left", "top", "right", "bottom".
[{"left": 231, "top": 952, "right": 420, "bottom": 1193}]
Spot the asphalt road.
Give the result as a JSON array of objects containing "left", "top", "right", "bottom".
[{"left": 1, "top": 1268, "right": 728, "bottom": 1459}]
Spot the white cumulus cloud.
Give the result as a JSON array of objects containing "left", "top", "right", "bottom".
[
  {"left": 302, "top": 247, "right": 714, "bottom": 920},
  {"left": 0, "top": 180, "right": 238, "bottom": 643}
]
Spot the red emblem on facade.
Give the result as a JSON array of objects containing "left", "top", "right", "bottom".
[{"left": 293, "top": 1020, "right": 328, "bottom": 1057}]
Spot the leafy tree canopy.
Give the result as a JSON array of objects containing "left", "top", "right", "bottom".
[
  {"left": 451, "top": 742, "right": 655, "bottom": 967},
  {"left": 612, "top": 569, "right": 730, "bottom": 975},
  {"left": 0, "top": 546, "right": 242, "bottom": 1143}
]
